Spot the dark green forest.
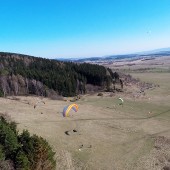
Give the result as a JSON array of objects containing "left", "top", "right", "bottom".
[
  {"left": 0, "top": 115, "right": 56, "bottom": 169},
  {"left": 0, "top": 52, "right": 119, "bottom": 97}
]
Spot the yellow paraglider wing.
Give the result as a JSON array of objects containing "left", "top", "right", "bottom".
[{"left": 63, "top": 104, "right": 78, "bottom": 117}]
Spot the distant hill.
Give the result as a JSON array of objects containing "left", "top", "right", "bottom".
[
  {"left": 0, "top": 52, "right": 117, "bottom": 97},
  {"left": 138, "top": 47, "right": 170, "bottom": 54},
  {"left": 55, "top": 47, "right": 170, "bottom": 63}
]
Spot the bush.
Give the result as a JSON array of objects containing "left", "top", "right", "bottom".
[{"left": 97, "top": 92, "right": 103, "bottom": 96}]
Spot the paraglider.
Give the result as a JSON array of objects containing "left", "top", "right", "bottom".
[
  {"left": 63, "top": 103, "right": 79, "bottom": 135},
  {"left": 34, "top": 100, "right": 45, "bottom": 109},
  {"left": 118, "top": 97, "right": 124, "bottom": 106},
  {"left": 147, "top": 30, "right": 151, "bottom": 34},
  {"left": 62, "top": 103, "right": 78, "bottom": 117}
]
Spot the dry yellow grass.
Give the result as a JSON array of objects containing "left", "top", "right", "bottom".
[
  {"left": 0, "top": 86, "right": 170, "bottom": 170},
  {"left": 0, "top": 60, "right": 170, "bottom": 169}
]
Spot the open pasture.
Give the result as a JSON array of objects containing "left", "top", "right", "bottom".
[{"left": 0, "top": 72, "right": 170, "bottom": 170}]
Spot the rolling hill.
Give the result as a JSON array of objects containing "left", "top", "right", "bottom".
[{"left": 0, "top": 52, "right": 117, "bottom": 97}]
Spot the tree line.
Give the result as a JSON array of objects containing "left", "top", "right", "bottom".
[{"left": 0, "top": 52, "right": 120, "bottom": 97}]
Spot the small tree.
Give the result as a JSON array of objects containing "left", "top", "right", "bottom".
[
  {"left": 0, "top": 117, "right": 19, "bottom": 159},
  {"left": 18, "top": 131, "right": 56, "bottom": 170}
]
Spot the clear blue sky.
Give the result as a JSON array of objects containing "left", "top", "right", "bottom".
[{"left": 0, "top": 0, "right": 170, "bottom": 58}]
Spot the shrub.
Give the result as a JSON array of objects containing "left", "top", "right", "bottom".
[{"left": 97, "top": 92, "right": 103, "bottom": 96}]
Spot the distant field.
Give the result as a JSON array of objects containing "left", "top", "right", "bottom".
[
  {"left": 106, "top": 56, "right": 170, "bottom": 73},
  {"left": 130, "top": 72, "right": 170, "bottom": 105},
  {"left": 0, "top": 57, "right": 170, "bottom": 169}
]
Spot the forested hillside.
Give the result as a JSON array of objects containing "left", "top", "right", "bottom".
[{"left": 0, "top": 52, "right": 118, "bottom": 97}]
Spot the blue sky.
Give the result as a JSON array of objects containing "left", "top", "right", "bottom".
[{"left": 0, "top": 0, "right": 170, "bottom": 58}]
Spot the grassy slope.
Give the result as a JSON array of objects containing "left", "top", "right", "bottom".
[{"left": 0, "top": 72, "right": 169, "bottom": 169}]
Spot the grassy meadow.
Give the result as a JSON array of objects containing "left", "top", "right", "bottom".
[{"left": 0, "top": 65, "right": 170, "bottom": 169}]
